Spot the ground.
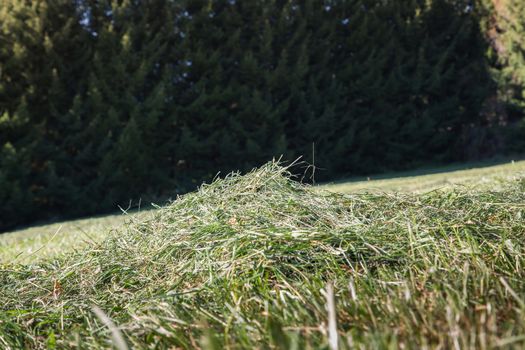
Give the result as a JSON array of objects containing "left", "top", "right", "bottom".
[
  {"left": 1, "top": 159, "right": 524, "bottom": 264},
  {"left": 1, "top": 161, "right": 524, "bottom": 349}
]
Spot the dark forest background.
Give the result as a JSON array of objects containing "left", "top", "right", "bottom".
[{"left": 1, "top": 0, "right": 525, "bottom": 231}]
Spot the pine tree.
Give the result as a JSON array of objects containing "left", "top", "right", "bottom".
[
  {"left": 69, "top": 0, "right": 175, "bottom": 208},
  {"left": 414, "top": 0, "right": 495, "bottom": 160},
  {"left": 0, "top": 0, "right": 509, "bottom": 231},
  {"left": 489, "top": 0, "right": 525, "bottom": 151},
  {"left": 0, "top": 0, "right": 90, "bottom": 227}
]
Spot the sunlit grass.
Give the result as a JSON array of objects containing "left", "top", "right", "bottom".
[
  {"left": 0, "top": 213, "right": 145, "bottom": 264},
  {"left": 324, "top": 159, "right": 525, "bottom": 193}
]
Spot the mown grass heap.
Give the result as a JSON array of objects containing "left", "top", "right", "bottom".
[{"left": 1, "top": 163, "right": 525, "bottom": 349}]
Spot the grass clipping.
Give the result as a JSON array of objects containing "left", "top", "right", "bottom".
[{"left": 1, "top": 162, "right": 525, "bottom": 349}]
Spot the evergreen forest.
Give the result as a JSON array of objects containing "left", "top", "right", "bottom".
[{"left": 1, "top": 0, "right": 525, "bottom": 231}]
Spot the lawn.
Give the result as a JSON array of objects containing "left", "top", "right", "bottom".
[
  {"left": 326, "top": 159, "right": 525, "bottom": 193},
  {"left": 0, "top": 212, "right": 148, "bottom": 264},
  {"left": 1, "top": 160, "right": 524, "bottom": 349}
]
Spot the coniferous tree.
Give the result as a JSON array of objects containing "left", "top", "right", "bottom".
[
  {"left": 70, "top": 0, "right": 175, "bottom": 207},
  {"left": 490, "top": 0, "right": 525, "bottom": 151},
  {"left": 0, "top": 0, "right": 511, "bottom": 231},
  {"left": 0, "top": 0, "right": 90, "bottom": 227}
]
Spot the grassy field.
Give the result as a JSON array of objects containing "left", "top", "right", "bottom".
[
  {"left": 1, "top": 161, "right": 525, "bottom": 349},
  {"left": 2, "top": 160, "right": 523, "bottom": 264},
  {"left": 326, "top": 159, "right": 525, "bottom": 193},
  {"left": 0, "top": 211, "right": 148, "bottom": 264}
]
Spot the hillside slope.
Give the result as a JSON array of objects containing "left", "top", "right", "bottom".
[{"left": 326, "top": 159, "right": 525, "bottom": 193}]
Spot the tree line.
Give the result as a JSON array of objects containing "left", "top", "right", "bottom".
[{"left": 1, "top": 0, "right": 524, "bottom": 231}]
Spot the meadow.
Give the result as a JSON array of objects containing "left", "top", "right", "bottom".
[{"left": 1, "top": 160, "right": 525, "bottom": 349}]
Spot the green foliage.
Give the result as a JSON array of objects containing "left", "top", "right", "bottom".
[
  {"left": 485, "top": 0, "right": 525, "bottom": 151},
  {"left": 497, "top": 0, "right": 525, "bottom": 103},
  {"left": 0, "top": 0, "right": 522, "bottom": 230}
]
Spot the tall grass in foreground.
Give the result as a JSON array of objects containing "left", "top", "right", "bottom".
[{"left": 1, "top": 163, "right": 525, "bottom": 349}]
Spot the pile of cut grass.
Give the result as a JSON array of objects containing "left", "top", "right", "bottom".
[{"left": 1, "top": 163, "right": 525, "bottom": 349}]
